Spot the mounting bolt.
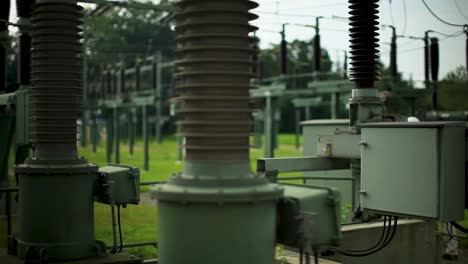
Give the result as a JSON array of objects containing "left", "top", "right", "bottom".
[{"left": 359, "top": 141, "right": 368, "bottom": 147}]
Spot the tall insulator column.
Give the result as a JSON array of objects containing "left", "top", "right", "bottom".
[
  {"left": 175, "top": 0, "right": 257, "bottom": 162},
  {"left": 424, "top": 33, "right": 430, "bottom": 88},
  {"left": 430, "top": 37, "right": 439, "bottom": 110},
  {"left": 347, "top": 0, "right": 383, "bottom": 127},
  {"left": 30, "top": 0, "right": 83, "bottom": 160},
  {"left": 389, "top": 26, "right": 398, "bottom": 79},
  {"left": 17, "top": 0, "right": 35, "bottom": 87},
  {"left": 153, "top": 1, "right": 282, "bottom": 263},
  {"left": 348, "top": 0, "right": 380, "bottom": 89}
]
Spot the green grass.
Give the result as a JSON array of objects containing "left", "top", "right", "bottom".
[{"left": 94, "top": 202, "right": 158, "bottom": 258}]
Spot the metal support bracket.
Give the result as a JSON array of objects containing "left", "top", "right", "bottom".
[
  {"left": 317, "top": 133, "right": 361, "bottom": 159},
  {"left": 257, "top": 157, "right": 350, "bottom": 182}
]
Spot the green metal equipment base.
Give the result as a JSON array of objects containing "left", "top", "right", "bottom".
[{"left": 0, "top": 253, "right": 142, "bottom": 264}]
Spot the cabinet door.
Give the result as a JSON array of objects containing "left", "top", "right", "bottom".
[{"left": 361, "top": 128, "right": 438, "bottom": 219}]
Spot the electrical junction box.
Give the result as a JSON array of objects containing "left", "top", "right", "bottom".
[
  {"left": 278, "top": 184, "right": 341, "bottom": 249},
  {"left": 359, "top": 122, "right": 465, "bottom": 221},
  {"left": 97, "top": 164, "right": 140, "bottom": 205}
]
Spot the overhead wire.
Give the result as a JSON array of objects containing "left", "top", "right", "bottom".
[
  {"left": 388, "top": 0, "right": 395, "bottom": 29},
  {"left": 453, "top": 0, "right": 468, "bottom": 21},
  {"left": 280, "top": 2, "right": 347, "bottom": 12},
  {"left": 421, "top": 0, "right": 467, "bottom": 27},
  {"left": 382, "top": 30, "right": 464, "bottom": 55},
  {"left": 402, "top": 0, "right": 408, "bottom": 35}
]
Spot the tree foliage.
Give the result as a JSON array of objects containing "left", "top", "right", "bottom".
[
  {"left": 84, "top": 2, "right": 176, "bottom": 81},
  {"left": 259, "top": 38, "right": 334, "bottom": 79}
]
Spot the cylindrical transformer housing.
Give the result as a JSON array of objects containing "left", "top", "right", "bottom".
[
  {"left": 15, "top": 168, "right": 98, "bottom": 261},
  {"left": 152, "top": 0, "right": 282, "bottom": 263}
]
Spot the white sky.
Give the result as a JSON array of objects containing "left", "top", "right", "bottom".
[{"left": 8, "top": 0, "right": 468, "bottom": 85}]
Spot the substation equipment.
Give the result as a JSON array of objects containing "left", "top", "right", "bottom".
[
  {"left": 85, "top": 54, "right": 174, "bottom": 171},
  {"left": 249, "top": 18, "right": 430, "bottom": 159},
  {"left": 0, "top": 1, "right": 466, "bottom": 264}
]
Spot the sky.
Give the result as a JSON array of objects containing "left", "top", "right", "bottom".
[{"left": 7, "top": 0, "right": 468, "bottom": 86}]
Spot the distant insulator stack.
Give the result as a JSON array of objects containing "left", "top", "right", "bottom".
[
  {"left": 0, "top": 0, "right": 10, "bottom": 93},
  {"left": 348, "top": 0, "right": 380, "bottom": 88},
  {"left": 0, "top": 0, "right": 10, "bottom": 31},
  {"left": 174, "top": 0, "right": 258, "bottom": 161},
  {"left": 17, "top": 0, "right": 35, "bottom": 18},
  {"left": 30, "top": 0, "right": 83, "bottom": 160},
  {"left": 17, "top": 0, "right": 35, "bottom": 86}
]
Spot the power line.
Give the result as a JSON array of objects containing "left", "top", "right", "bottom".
[
  {"left": 388, "top": 0, "right": 395, "bottom": 28},
  {"left": 421, "top": 0, "right": 467, "bottom": 27},
  {"left": 402, "top": 0, "right": 408, "bottom": 35},
  {"left": 430, "top": 30, "right": 465, "bottom": 37},
  {"left": 453, "top": 0, "right": 468, "bottom": 21},
  {"left": 257, "top": 11, "right": 317, "bottom": 18},
  {"left": 279, "top": 2, "right": 347, "bottom": 12},
  {"left": 382, "top": 31, "right": 464, "bottom": 55}
]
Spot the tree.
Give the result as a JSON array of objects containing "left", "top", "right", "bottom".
[
  {"left": 438, "top": 66, "right": 468, "bottom": 111},
  {"left": 258, "top": 38, "right": 333, "bottom": 80},
  {"left": 84, "top": 3, "right": 176, "bottom": 82}
]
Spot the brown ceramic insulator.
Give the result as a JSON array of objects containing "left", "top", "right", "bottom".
[
  {"left": 175, "top": 0, "right": 258, "bottom": 161},
  {"left": 29, "top": 0, "right": 83, "bottom": 160}
]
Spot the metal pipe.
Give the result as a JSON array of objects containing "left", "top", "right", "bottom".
[
  {"left": 106, "top": 241, "right": 158, "bottom": 250},
  {"left": 280, "top": 24, "right": 288, "bottom": 75},
  {"left": 389, "top": 26, "right": 398, "bottom": 79},
  {"left": 129, "top": 109, "right": 135, "bottom": 155},
  {"left": 0, "top": 0, "right": 8, "bottom": 93},
  {"left": 424, "top": 32, "right": 430, "bottom": 88},
  {"left": 313, "top": 17, "right": 322, "bottom": 73},
  {"left": 114, "top": 106, "right": 120, "bottom": 164},
  {"left": 154, "top": 53, "right": 162, "bottom": 144},
  {"left": 264, "top": 94, "right": 274, "bottom": 158},
  {"left": 142, "top": 105, "right": 149, "bottom": 171},
  {"left": 5, "top": 191, "right": 11, "bottom": 235},
  {"left": 110, "top": 203, "right": 118, "bottom": 253},
  {"left": 430, "top": 37, "right": 439, "bottom": 110},
  {"left": 0, "top": 187, "right": 19, "bottom": 192},
  {"left": 106, "top": 109, "right": 113, "bottom": 163},
  {"left": 92, "top": 111, "right": 97, "bottom": 153},
  {"left": 295, "top": 108, "right": 300, "bottom": 150},
  {"left": 140, "top": 181, "right": 166, "bottom": 186},
  {"left": 278, "top": 176, "right": 355, "bottom": 181}
]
